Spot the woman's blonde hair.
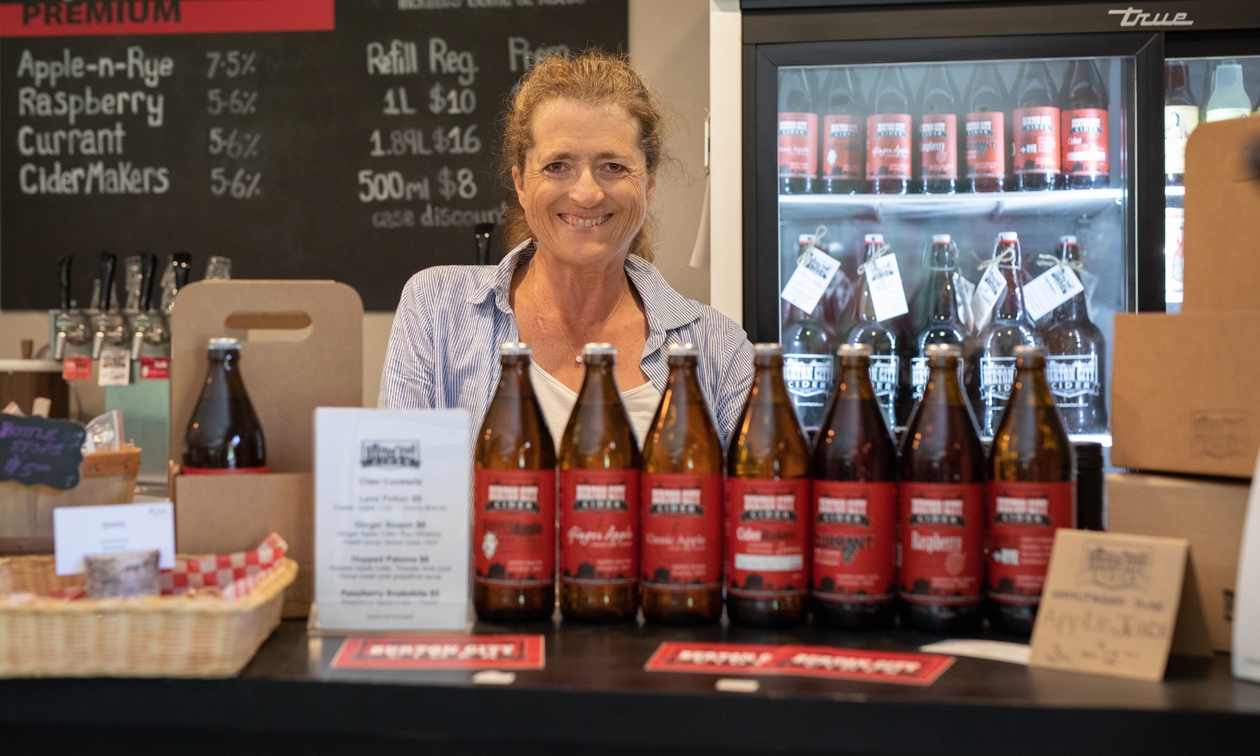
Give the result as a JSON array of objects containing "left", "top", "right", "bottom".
[{"left": 499, "top": 49, "right": 668, "bottom": 262}]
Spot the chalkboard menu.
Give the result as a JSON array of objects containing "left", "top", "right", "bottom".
[
  {"left": 0, "top": 0, "right": 628, "bottom": 311},
  {"left": 1, "top": 414, "right": 85, "bottom": 490}
]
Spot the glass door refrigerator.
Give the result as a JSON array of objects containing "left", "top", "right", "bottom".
[{"left": 733, "top": 0, "right": 1260, "bottom": 450}]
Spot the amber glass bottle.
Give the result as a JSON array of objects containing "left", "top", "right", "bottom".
[
  {"left": 640, "top": 344, "right": 724, "bottom": 624},
  {"left": 810, "top": 344, "right": 898, "bottom": 629},
  {"left": 558, "top": 343, "right": 641, "bottom": 621},
  {"left": 473, "top": 343, "right": 557, "bottom": 622},
  {"left": 726, "top": 343, "right": 812, "bottom": 627},
  {"left": 899, "top": 343, "right": 986, "bottom": 632},
  {"left": 988, "top": 345, "right": 1075, "bottom": 635},
  {"left": 183, "top": 338, "right": 266, "bottom": 473}
]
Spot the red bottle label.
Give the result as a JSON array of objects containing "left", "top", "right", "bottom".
[
  {"left": 559, "top": 468, "right": 639, "bottom": 586},
  {"left": 899, "top": 481, "right": 985, "bottom": 605},
  {"left": 1014, "top": 106, "right": 1061, "bottom": 174},
  {"left": 987, "top": 480, "right": 1075, "bottom": 604},
  {"left": 822, "top": 114, "right": 862, "bottom": 179},
  {"left": 61, "top": 356, "right": 92, "bottom": 381},
  {"left": 777, "top": 111, "right": 818, "bottom": 178},
  {"left": 965, "top": 111, "right": 1006, "bottom": 179},
  {"left": 139, "top": 357, "right": 169, "bottom": 380},
  {"left": 726, "top": 477, "right": 810, "bottom": 598},
  {"left": 473, "top": 468, "right": 556, "bottom": 587},
  {"left": 640, "top": 472, "right": 723, "bottom": 590},
  {"left": 866, "top": 114, "right": 912, "bottom": 180},
  {"left": 1061, "top": 108, "right": 1109, "bottom": 176},
  {"left": 919, "top": 114, "right": 957, "bottom": 179},
  {"left": 812, "top": 480, "right": 897, "bottom": 603}
]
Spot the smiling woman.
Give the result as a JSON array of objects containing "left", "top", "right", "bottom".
[{"left": 378, "top": 50, "right": 753, "bottom": 446}]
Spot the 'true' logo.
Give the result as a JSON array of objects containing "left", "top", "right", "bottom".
[{"left": 1107, "top": 7, "right": 1193, "bottom": 27}]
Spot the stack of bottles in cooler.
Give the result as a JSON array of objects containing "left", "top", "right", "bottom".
[
  {"left": 778, "top": 60, "right": 1112, "bottom": 195},
  {"left": 471, "top": 337, "right": 1079, "bottom": 636},
  {"left": 784, "top": 231, "right": 1106, "bottom": 439}
]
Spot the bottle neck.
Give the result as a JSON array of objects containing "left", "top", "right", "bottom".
[
  {"left": 578, "top": 357, "right": 621, "bottom": 404},
  {"left": 495, "top": 356, "right": 534, "bottom": 401},
  {"left": 922, "top": 357, "right": 967, "bottom": 406},
  {"left": 925, "top": 248, "right": 959, "bottom": 323}
]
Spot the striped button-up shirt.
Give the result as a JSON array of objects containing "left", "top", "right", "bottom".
[{"left": 378, "top": 241, "right": 754, "bottom": 443}]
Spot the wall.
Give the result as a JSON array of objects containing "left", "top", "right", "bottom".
[{"left": 0, "top": 0, "right": 711, "bottom": 413}]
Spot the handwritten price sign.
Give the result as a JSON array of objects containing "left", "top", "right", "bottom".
[{"left": 0, "top": 415, "right": 85, "bottom": 490}]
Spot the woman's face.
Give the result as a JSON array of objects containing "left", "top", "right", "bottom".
[{"left": 513, "top": 98, "right": 655, "bottom": 269}]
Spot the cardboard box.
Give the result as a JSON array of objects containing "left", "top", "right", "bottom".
[
  {"left": 1183, "top": 116, "right": 1260, "bottom": 313},
  {"left": 170, "top": 281, "right": 362, "bottom": 617},
  {"left": 1107, "top": 472, "right": 1250, "bottom": 652},
  {"left": 1111, "top": 310, "right": 1260, "bottom": 479}
]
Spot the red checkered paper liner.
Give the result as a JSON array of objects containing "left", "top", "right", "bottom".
[
  {"left": 160, "top": 532, "right": 288, "bottom": 597},
  {"left": 644, "top": 641, "right": 955, "bottom": 686}
]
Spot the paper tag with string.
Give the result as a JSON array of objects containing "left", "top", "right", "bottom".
[
  {"left": 1024, "top": 262, "right": 1085, "bottom": 321},
  {"left": 970, "top": 264, "right": 1007, "bottom": 332},
  {"left": 954, "top": 273, "right": 977, "bottom": 332},
  {"left": 780, "top": 226, "right": 839, "bottom": 314},
  {"left": 867, "top": 254, "right": 909, "bottom": 322}
]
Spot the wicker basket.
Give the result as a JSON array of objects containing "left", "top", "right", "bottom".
[{"left": 0, "top": 555, "right": 297, "bottom": 678}]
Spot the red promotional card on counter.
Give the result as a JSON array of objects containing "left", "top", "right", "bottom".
[
  {"left": 330, "top": 635, "right": 545, "bottom": 671},
  {"left": 645, "top": 642, "right": 953, "bottom": 687}
]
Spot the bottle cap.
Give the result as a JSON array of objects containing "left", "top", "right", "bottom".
[
  {"left": 1061, "top": 235, "right": 1078, "bottom": 244},
  {"left": 932, "top": 234, "right": 951, "bottom": 244},
  {"left": 865, "top": 234, "right": 884, "bottom": 244},
  {"left": 753, "top": 343, "right": 784, "bottom": 356},
  {"left": 925, "top": 343, "right": 961, "bottom": 359},
  {"left": 1014, "top": 345, "right": 1047, "bottom": 359},
  {"left": 837, "top": 343, "right": 872, "bottom": 357},
  {"left": 798, "top": 234, "right": 813, "bottom": 243},
  {"left": 666, "top": 343, "right": 699, "bottom": 357},
  {"left": 207, "top": 337, "right": 240, "bottom": 351},
  {"left": 582, "top": 343, "right": 616, "bottom": 356},
  {"left": 999, "top": 231, "right": 1019, "bottom": 242},
  {"left": 499, "top": 342, "right": 532, "bottom": 356},
  {"left": 828, "top": 242, "right": 843, "bottom": 255},
  {"left": 1073, "top": 441, "right": 1104, "bottom": 469}
]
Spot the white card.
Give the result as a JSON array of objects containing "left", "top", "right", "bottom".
[
  {"left": 919, "top": 639, "right": 1030, "bottom": 666},
  {"left": 1232, "top": 447, "right": 1260, "bottom": 682},
  {"left": 1023, "top": 265, "right": 1085, "bottom": 322},
  {"left": 97, "top": 348, "right": 130, "bottom": 387},
  {"left": 970, "top": 265, "right": 1008, "bottom": 333},
  {"left": 53, "top": 502, "right": 175, "bottom": 575},
  {"left": 954, "top": 273, "right": 977, "bottom": 332},
  {"left": 313, "top": 407, "right": 472, "bottom": 632},
  {"left": 780, "top": 249, "right": 841, "bottom": 315},
  {"left": 866, "top": 254, "right": 909, "bottom": 322}
]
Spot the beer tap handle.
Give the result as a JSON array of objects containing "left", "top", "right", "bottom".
[
  {"left": 98, "top": 252, "right": 117, "bottom": 311},
  {"left": 58, "top": 254, "right": 73, "bottom": 311},
  {"left": 138, "top": 253, "right": 157, "bottom": 312},
  {"left": 474, "top": 223, "right": 494, "bottom": 266},
  {"left": 173, "top": 252, "right": 192, "bottom": 293}
]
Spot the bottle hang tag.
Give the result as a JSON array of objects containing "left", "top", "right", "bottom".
[
  {"left": 780, "top": 249, "right": 840, "bottom": 315},
  {"left": 97, "top": 348, "right": 131, "bottom": 387},
  {"left": 970, "top": 265, "right": 1007, "bottom": 332},
  {"left": 1024, "top": 264, "right": 1085, "bottom": 321},
  {"left": 866, "top": 254, "right": 909, "bottom": 322},
  {"left": 954, "top": 273, "right": 977, "bottom": 332}
]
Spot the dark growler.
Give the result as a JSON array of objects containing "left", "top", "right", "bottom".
[
  {"left": 473, "top": 343, "right": 557, "bottom": 622},
  {"left": 726, "top": 343, "right": 812, "bottom": 627},
  {"left": 810, "top": 344, "right": 898, "bottom": 630},
  {"left": 183, "top": 338, "right": 266, "bottom": 473},
  {"left": 640, "top": 344, "right": 724, "bottom": 624},
  {"left": 558, "top": 343, "right": 641, "bottom": 622},
  {"left": 987, "top": 345, "right": 1074, "bottom": 635},
  {"left": 899, "top": 343, "right": 986, "bottom": 632}
]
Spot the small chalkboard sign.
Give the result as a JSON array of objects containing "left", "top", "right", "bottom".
[{"left": 0, "top": 414, "right": 85, "bottom": 490}]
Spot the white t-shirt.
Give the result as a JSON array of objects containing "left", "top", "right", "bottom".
[{"left": 530, "top": 363, "right": 662, "bottom": 447}]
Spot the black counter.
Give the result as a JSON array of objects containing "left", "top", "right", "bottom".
[{"left": 3, "top": 618, "right": 1259, "bottom": 755}]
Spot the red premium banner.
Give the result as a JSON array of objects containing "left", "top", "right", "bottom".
[
  {"left": 330, "top": 634, "right": 546, "bottom": 671},
  {"left": 644, "top": 641, "right": 954, "bottom": 687},
  {"left": 1, "top": 0, "right": 336, "bottom": 38}
]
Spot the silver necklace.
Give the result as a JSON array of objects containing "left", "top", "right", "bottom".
[{"left": 532, "top": 267, "right": 627, "bottom": 364}]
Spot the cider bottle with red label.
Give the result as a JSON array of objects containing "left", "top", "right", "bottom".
[
  {"left": 726, "top": 343, "right": 812, "bottom": 627},
  {"left": 899, "top": 343, "right": 986, "bottom": 632},
  {"left": 865, "top": 65, "right": 913, "bottom": 195},
  {"left": 822, "top": 67, "right": 865, "bottom": 195},
  {"left": 987, "top": 345, "right": 1075, "bottom": 635},
  {"left": 778, "top": 68, "right": 818, "bottom": 195},
  {"left": 810, "top": 344, "right": 898, "bottom": 630},
  {"left": 640, "top": 344, "right": 724, "bottom": 624},
  {"left": 917, "top": 65, "right": 959, "bottom": 195},
  {"left": 1013, "top": 60, "right": 1061, "bottom": 191},
  {"left": 473, "top": 342, "right": 557, "bottom": 622},
  {"left": 963, "top": 63, "right": 1008, "bottom": 194},
  {"left": 559, "top": 343, "right": 642, "bottom": 622},
  {"left": 1061, "top": 59, "right": 1110, "bottom": 190}
]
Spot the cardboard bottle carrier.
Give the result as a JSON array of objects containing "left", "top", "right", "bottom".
[
  {"left": 169, "top": 281, "right": 363, "bottom": 617},
  {"left": 1111, "top": 116, "right": 1260, "bottom": 479}
]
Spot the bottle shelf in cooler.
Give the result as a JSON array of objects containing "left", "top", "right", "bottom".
[{"left": 778, "top": 188, "right": 1123, "bottom": 223}]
